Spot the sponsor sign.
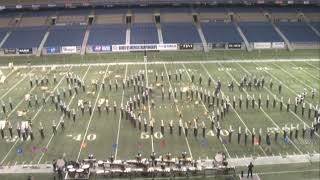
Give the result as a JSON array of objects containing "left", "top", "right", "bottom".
[
  {"left": 272, "top": 42, "right": 285, "bottom": 49},
  {"left": 212, "top": 43, "right": 226, "bottom": 49},
  {"left": 92, "top": 45, "right": 111, "bottom": 52},
  {"left": 112, "top": 44, "right": 177, "bottom": 52},
  {"left": 157, "top": 44, "right": 178, "bottom": 51},
  {"left": 47, "top": 47, "right": 60, "bottom": 54},
  {"left": 4, "top": 48, "right": 16, "bottom": 54},
  {"left": 18, "top": 48, "right": 32, "bottom": 54},
  {"left": 0, "top": 6, "right": 6, "bottom": 10},
  {"left": 303, "top": 0, "right": 309, "bottom": 4},
  {"left": 253, "top": 42, "right": 271, "bottom": 49},
  {"left": 228, "top": 43, "right": 241, "bottom": 49},
  {"left": 179, "top": 43, "right": 194, "bottom": 50},
  {"left": 61, "top": 46, "right": 77, "bottom": 54},
  {"left": 16, "top": 5, "right": 22, "bottom": 9}
]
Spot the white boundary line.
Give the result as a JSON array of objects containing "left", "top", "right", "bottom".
[
  {"left": 114, "top": 64, "right": 128, "bottom": 159},
  {"left": 1, "top": 67, "right": 71, "bottom": 164},
  {"left": 200, "top": 64, "right": 267, "bottom": 157},
  {"left": 304, "top": 61, "right": 320, "bottom": 71},
  {"left": 181, "top": 64, "right": 232, "bottom": 158},
  {"left": 289, "top": 62, "right": 320, "bottom": 80},
  {"left": 163, "top": 63, "right": 193, "bottom": 159},
  {"left": 237, "top": 63, "right": 320, "bottom": 139},
  {"left": 256, "top": 169, "right": 320, "bottom": 175},
  {"left": 272, "top": 63, "right": 314, "bottom": 90},
  {"left": 219, "top": 63, "right": 304, "bottom": 154},
  {"left": 76, "top": 65, "right": 109, "bottom": 161},
  {"left": 0, "top": 68, "right": 35, "bottom": 100},
  {"left": 0, "top": 59, "right": 319, "bottom": 69},
  {"left": 253, "top": 62, "right": 315, "bottom": 107},
  {"left": 37, "top": 65, "right": 91, "bottom": 164}
]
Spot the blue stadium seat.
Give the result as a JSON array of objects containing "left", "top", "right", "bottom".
[
  {"left": 0, "top": 28, "right": 8, "bottom": 44},
  {"left": 311, "top": 22, "right": 320, "bottom": 32},
  {"left": 131, "top": 23, "right": 158, "bottom": 44},
  {"left": 201, "top": 22, "right": 242, "bottom": 43},
  {"left": 277, "top": 22, "right": 319, "bottom": 42},
  {"left": 2, "top": 26, "right": 47, "bottom": 48},
  {"left": 45, "top": 25, "right": 86, "bottom": 47},
  {"left": 88, "top": 24, "right": 126, "bottom": 46},
  {"left": 161, "top": 23, "right": 201, "bottom": 43},
  {"left": 239, "top": 22, "right": 282, "bottom": 42}
]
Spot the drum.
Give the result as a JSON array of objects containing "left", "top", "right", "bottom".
[
  {"left": 68, "top": 168, "right": 76, "bottom": 178},
  {"left": 76, "top": 168, "right": 84, "bottom": 177},
  {"left": 82, "top": 164, "right": 90, "bottom": 174},
  {"left": 98, "top": 160, "right": 104, "bottom": 167},
  {"left": 215, "top": 153, "right": 224, "bottom": 163},
  {"left": 67, "top": 165, "right": 73, "bottom": 170}
]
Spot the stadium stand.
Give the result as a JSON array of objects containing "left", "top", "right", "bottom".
[
  {"left": 0, "top": 28, "right": 8, "bottom": 42},
  {"left": 134, "top": 13, "right": 154, "bottom": 23},
  {"left": 130, "top": 23, "right": 158, "bottom": 44},
  {"left": 276, "top": 22, "right": 319, "bottom": 42},
  {"left": 201, "top": 22, "right": 242, "bottom": 43},
  {"left": 238, "top": 22, "right": 282, "bottom": 42},
  {"left": 2, "top": 26, "right": 47, "bottom": 48},
  {"left": 19, "top": 16, "right": 48, "bottom": 27},
  {"left": 56, "top": 9, "right": 89, "bottom": 24},
  {"left": 161, "top": 22, "right": 201, "bottom": 43},
  {"left": 161, "top": 13, "right": 193, "bottom": 23},
  {"left": 95, "top": 14, "right": 124, "bottom": 24},
  {"left": 0, "top": 18, "right": 14, "bottom": 28},
  {"left": 45, "top": 25, "right": 86, "bottom": 47},
  {"left": 87, "top": 24, "right": 126, "bottom": 46}
]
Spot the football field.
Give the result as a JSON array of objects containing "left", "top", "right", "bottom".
[{"left": 0, "top": 58, "right": 319, "bottom": 179}]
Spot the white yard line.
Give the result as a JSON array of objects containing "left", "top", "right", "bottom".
[
  {"left": 200, "top": 64, "right": 267, "bottom": 157},
  {"left": 0, "top": 59, "right": 318, "bottom": 69},
  {"left": 253, "top": 62, "right": 315, "bottom": 106},
  {"left": 219, "top": 63, "right": 304, "bottom": 155},
  {"left": 238, "top": 63, "right": 320, "bottom": 138},
  {"left": 181, "top": 64, "right": 232, "bottom": 158},
  {"left": 289, "top": 62, "right": 320, "bottom": 80},
  {"left": 36, "top": 65, "right": 92, "bottom": 164},
  {"left": 0, "top": 68, "right": 35, "bottom": 100},
  {"left": 163, "top": 63, "right": 193, "bottom": 159},
  {"left": 1, "top": 67, "right": 71, "bottom": 165},
  {"left": 272, "top": 63, "right": 314, "bottom": 90},
  {"left": 75, "top": 65, "right": 108, "bottom": 161},
  {"left": 145, "top": 60, "right": 154, "bottom": 153},
  {"left": 304, "top": 61, "right": 320, "bottom": 71},
  {"left": 114, "top": 64, "right": 128, "bottom": 160}
]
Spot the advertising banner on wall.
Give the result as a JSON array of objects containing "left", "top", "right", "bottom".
[
  {"left": 272, "top": 42, "right": 285, "bottom": 48},
  {"left": 253, "top": 42, "right": 271, "bottom": 49},
  {"left": 179, "top": 43, "right": 194, "bottom": 50},
  {"left": 228, "top": 43, "right": 241, "bottom": 49},
  {"left": 47, "top": 47, "right": 60, "bottom": 54},
  {"left": 92, "top": 45, "right": 111, "bottom": 52},
  {"left": 212, "top": 43, "right": 226, "bottom": 49},
  {"left": 61, "top": 46, "right": 77, "bottom": 54},
  {"left": 18, "top": 48, "right": 32, "bottom": 54},
  {"left": 112, "top": 44, "right": 178, "bottom": 52},
  {"left": 4, "top": 48, "right": 16, "bottom": 54}
]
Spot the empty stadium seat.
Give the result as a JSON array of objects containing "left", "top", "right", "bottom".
[
  {"left": 130, "top": 23, "right": 158, "bottom": 44},
  {"left": 239, "top": 22, "right": 282, "bottom": 42},
  {"left": 201, "top": 22, "right": 242, "bottom": 43},
  {"left": 88, "top": 24, "right": 126, "bottom": 46},
  {"left": 277, "top": 22, "right": 319, "bottom": 42},
  {"left": 161, "top": 23, "right": 201, "bottom": 43},
  {"left": 2, "top": 26, "right": 47, "bottom": 48},
  {"left": 45, "top": 25, "right": 86, "bottom": 47},
  {"left": 0, "top": 28, "right": 8, "bottom": 43}
]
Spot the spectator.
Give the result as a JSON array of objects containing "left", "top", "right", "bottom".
[{"left": 247, "top": 162, "right": 254, "bottom": 178}]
